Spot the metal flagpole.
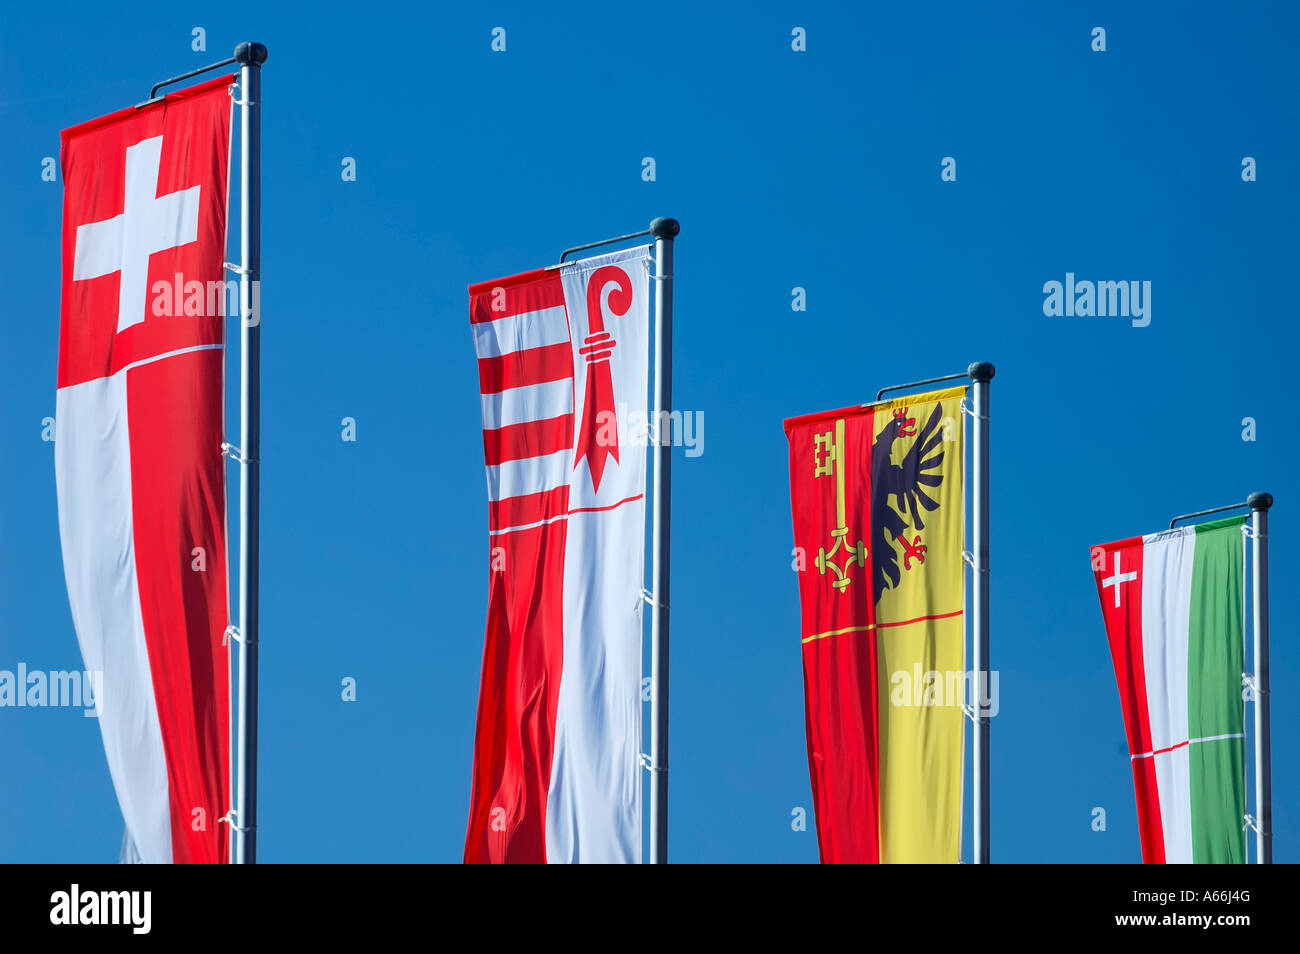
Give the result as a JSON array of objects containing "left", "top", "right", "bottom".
[
  {"left": 968, "top": 361, "right": 994, "bottom": 864},
  {"left": 555, "top": 218, "right": 677, "bottom": 863},
  {"left": 649, "top": 217, "right": 678, "bottom": 864},
  {"left": 1248, "top": 491, "right": 1272, "bottom": 864},
  {"left": 234, "top": 40, "right": 266, "bottom": 865}
]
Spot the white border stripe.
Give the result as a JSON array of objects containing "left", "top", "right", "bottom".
[
  {"left": 486, "top": 449, "right": 570, "bottom": 502},
  {"left": 481, "top": 378, "right": 573, "bottom": 430},
  {"left": 122, "top": 343, "right": 224, "bottom": 374},
  {"left": 56, "top": 343, "right": 225, "bottom": 390},
  {"left": 473, "top": 305, "right": 569, "bottom": 359}
]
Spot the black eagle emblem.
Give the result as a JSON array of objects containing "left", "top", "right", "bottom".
[{"left": 870, "top": 403, "right": 947, "bottom": 602}]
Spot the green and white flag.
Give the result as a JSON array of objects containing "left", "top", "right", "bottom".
[{"left": 1091, "top": 516, "right": 1247, "bottom": 864}]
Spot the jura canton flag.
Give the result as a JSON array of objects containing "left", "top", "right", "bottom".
[
  {"left": 785, "top": 387, "right": 966, "bottom": 863},
  {"left": 55, "top": 76, "right": 234, "bottom": 864},
  {"left": 1092, "top": 517, "right": 1247, "bottom": 864},
  {"left": 464, "top": 246, "right": 651, "bottom": 864}
]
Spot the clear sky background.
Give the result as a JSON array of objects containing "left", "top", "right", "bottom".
[{"left": 1, "top": 1, "right": 1296, "bottom": 863}]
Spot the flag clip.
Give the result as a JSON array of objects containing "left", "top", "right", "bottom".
[
  {"left": 221, "top": 442, "right": 257, "bottom": 464},
  {"left": 218, "top": 809, "right": 256, "bottom": 834},
  {"left": 1243, "top": 813, "right": 1263, "bottom": 835},
  {"left": 224, "top": 261, "right": 250, "bottom": 276},
  {"left": 222, "top": 625, "right": 241, "bottom": 646},
  {"left": 639, "top": 753, "right": 665, "bottom": 773},
  {"left": 959, "top": 397, "right": 988, "bottom": 421},
  {"left": 962, "top": 703, "right": 983, "bottom": 725},
  {"left": 228, "top": 84, "right": 258, "bottom": 108},
  {"left": 961, "top": 550, "right": 988, "bottom": 573},
  {"left": 640, "top": 587, "right": 660, "bottom": 608},
  {"left": 1241, "top": 673, "right": 1267, "bottom": 696}
]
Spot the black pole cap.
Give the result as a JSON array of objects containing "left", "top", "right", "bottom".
[
  {"left": 234, "top": 42, "right": 268, "bottom": 65},
  {"left": 649, "top": 217, "right": 680, "bottom": 239},
  {"left": 967, "top": 361, "right": 995, "bottom": 382},
  {"left": 1247, "top": 492, "right": 1274, "bottom": 511}
]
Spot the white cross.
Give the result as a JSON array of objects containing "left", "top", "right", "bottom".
[
  {"left": 72, "top": 135, "right": 201, "bottom": 333},
  {"left": 1102, "top": 551, "right": 1137, "bottom": 608}
]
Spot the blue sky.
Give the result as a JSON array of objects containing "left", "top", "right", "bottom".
[{"left": 1, "top": 1, "right": 1296, "bottom": 862}]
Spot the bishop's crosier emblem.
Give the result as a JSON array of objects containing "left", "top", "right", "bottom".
[{"left": 573, "top": 265, "right": 633, "bottom": 492}]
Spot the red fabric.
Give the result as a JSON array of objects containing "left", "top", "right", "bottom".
[
  {"left": 483, "top": 414, "right": 573, "bottom": 467},
  {"left": 489, "top": 487, "right": 570, "bottom": 535},
  {"left": 59, "top": 74, "right": 233, "bottom": 388},
  {"left": 1092, "top": 537, "right": 1165, "bottom": 863},
  {"left": 785, "top": 407, "right": 880, "bottom": 863},
  {"left": 478, "top": 343, "right": 574, "bottom": 395},
  {"left": 59, "top": 76, "right": 233, "bottom": 863},
  {"left": 468, "top": 268, "right": 565, "bottom": 315},
  {"left": 126, "top": 352, "right": 231, "bottom": 864},
  {"left": 464, "top": 271, "right": 572, "bottom": 863}
]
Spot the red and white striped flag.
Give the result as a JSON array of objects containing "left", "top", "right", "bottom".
[
  {"left": 55, "top": 76, "right": 234, "bottom": 863},
  {"left": 464, "top": 246, "right": 651, "bottom": 864}
]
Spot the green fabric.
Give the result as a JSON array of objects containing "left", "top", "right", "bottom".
[{"left": 1188, "top": 516, "right": 1247, "bottom": 863}]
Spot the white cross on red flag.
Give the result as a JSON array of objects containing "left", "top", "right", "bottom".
[{"left": 55, "top": 76, "right": 234, "bottom": 864}]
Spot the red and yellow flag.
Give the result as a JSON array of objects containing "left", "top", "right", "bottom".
[{"left": 785, "top": 386, "right": 966, "bottom": 863}]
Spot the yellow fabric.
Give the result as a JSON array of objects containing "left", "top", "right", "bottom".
[{"left": 871, "top": 387, "right": 965, "bottom": 863}]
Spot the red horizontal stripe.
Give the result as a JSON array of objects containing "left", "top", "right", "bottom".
[
  {"left": 567, "top": 493, "right": 644, "bottom": 518},
  {"left": 469, "top": 269, "right": 565, "bottom": 322},
  {"left": 489, "top": 486, "right": 570, "bottom": 532},
  {"left": 478, "top": 343, "right": 573, "bottom": 394},
  {"left": 483, "top": 414, "right": 573, "bottom": 467},
  {"left": 489, "top": 491, "right": 646, "bottom": 535},
  {"left": 879, "top": 609, "right": 964, "bottom": 629}
]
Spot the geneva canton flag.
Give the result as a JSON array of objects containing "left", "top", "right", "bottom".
[
  {"left": 55, "top": 76, "right": 234, "bottom": 864},
  {"left": 1092, "top": 516, "right": 1248, "bottom": 863},
  {"left": 464, "top": 247, "right": 650, "bottom": 863},
  {"left": 786, "top": 387, "right": 966, "bottom": 863}
]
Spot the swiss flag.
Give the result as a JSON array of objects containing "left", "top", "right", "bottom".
[
  {"left": 55, "top": 75, "right": 234, "bottom": 864},
  {"left": 59, "top": 74, "right": 233, "bottom": 388}
]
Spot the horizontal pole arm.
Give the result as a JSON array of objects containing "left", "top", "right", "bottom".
[
  {"left": 144, "top": 56, "right": 238, "bottom": 103},
  {"left": 558, "top": 228, "right": 653, "bottom": 263},
  {"left": 1168, "top": 502, "right": 1250, "bottom": 530},
  {"left": 871, "top": 371, "right": 970, "bottom": 403}
]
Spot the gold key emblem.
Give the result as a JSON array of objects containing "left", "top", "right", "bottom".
[{"left": 812, "top": 418, "right": 867, "bottom": 592}]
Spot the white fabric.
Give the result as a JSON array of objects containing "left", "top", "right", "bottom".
[
  {"left": 486, "top": 449, "right": 571, "bottom": 502},
  {"left": 55, "top": 372, "right": 172, "bottom": 864},
  {"left": 472, "top": 304, "right": 570, "bottom": 359},
  {"left": 119, "top": 828, "right": 144, "bottom": 864},
  {"left": 1140, "top": 528, "right": 1195, "bottom": 864},
  {"left": 480, "top": 378, "right": 573, "bottom": 431},
  {"left": 72, "top": 136, "right": 200, "bottom": 333},
  {"left": 545, "top": 247, "right": 649, "bottom": 863}
]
